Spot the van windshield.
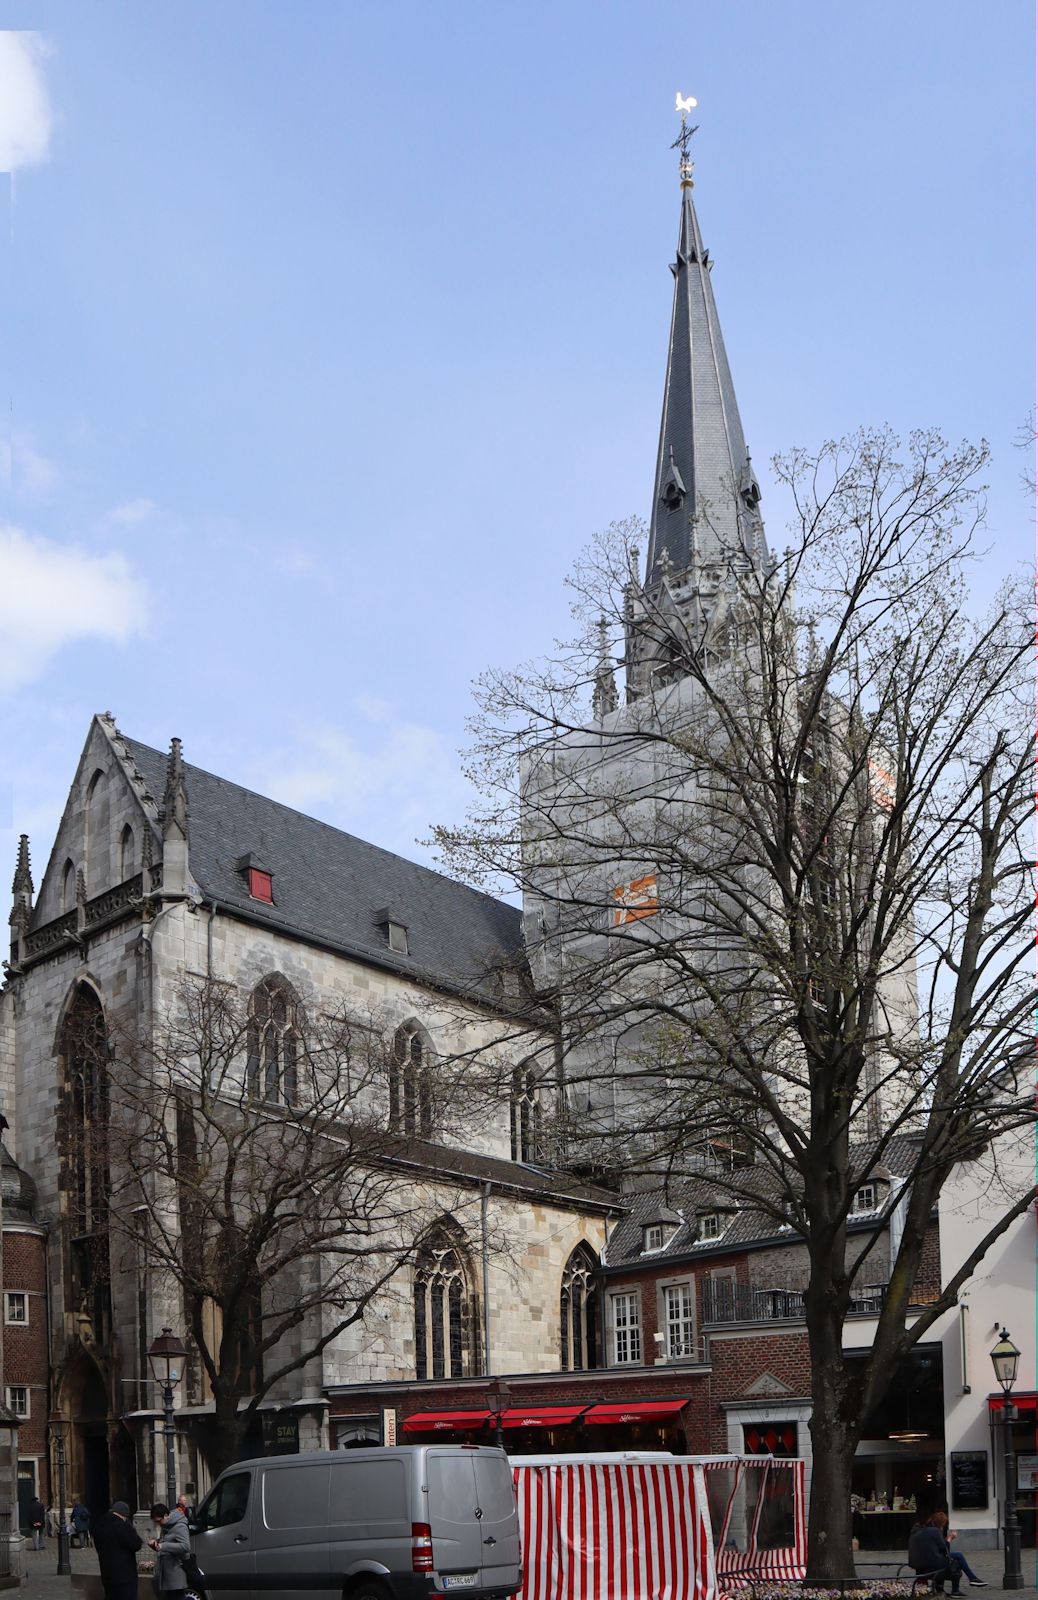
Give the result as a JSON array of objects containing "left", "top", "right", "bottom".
[{"left": 195, "top": 1473, "right": 251, "bottom": 1533}]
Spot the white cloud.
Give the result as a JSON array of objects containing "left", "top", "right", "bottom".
[
  {"left": 106, "top": 498, "right": 158, "bottom": 526},
  {"left": 0, "top": 524, "right": 149, "bottom": 692},
  {"left": 252, "top": 710, "right": 469, "bottom": 862},
  {"left": 0, "top": 432, "right": 58, "bottom": 497},
  {"left": 0, "top": 33, "right": 52, "bottom": 172}
]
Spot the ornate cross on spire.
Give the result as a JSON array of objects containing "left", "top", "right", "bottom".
[{"left": 672, "top": 93, "right": 699, "bottom": 189}]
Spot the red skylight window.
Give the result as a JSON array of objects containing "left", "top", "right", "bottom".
[{"left": 248, "top": 868, "right": 273, "bottom": 904}]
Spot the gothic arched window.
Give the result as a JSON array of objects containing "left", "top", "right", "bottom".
[
  {"left": 247, "top": 976, "right": 300, "bottom": 1107},
  {"left": 119, "top": 824, "right": 135, "bottom": 879},
  {"left": 389, "top": 1022, "right": 433, "bottom": 1136},
  {"left": 560, "top": 1243, "right": 599, "bottom": 1371},
  {"left": 60, "top": 984, "right": 112, "bottom": 1341},
  {"left": 413, "top": 1228, "right": 476, "bottom": 1381},
  {"left": 510, "top": 1063, "right": 544, "bottom": 1162},
  {"left": 62, "top": 859, "right": 76, "bottom": 913}
]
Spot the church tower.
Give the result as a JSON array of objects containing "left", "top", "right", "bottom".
[{"left": 626, "top": 108, "right": 768, "bottom": 700}]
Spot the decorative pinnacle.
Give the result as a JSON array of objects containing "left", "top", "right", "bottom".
[
  {"left": 672, "top": 93, "right": 699, "bottom": 189},
  {"left": 11, "top": 835, "right": 33, "bottom": 898},
  {"left": 162, "top": 736, "right": 189, "bottom": 840}
]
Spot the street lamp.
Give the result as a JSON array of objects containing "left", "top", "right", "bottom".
[
  {"left": 487, "top": 1381, "right": 511, "bottom": 1452},
  {"left": 989, "top": 1328, "right": 1023, "bottom": 1590},
  {"left": 48, "top": 1411, "right": 71, "bottom": 1577},
  {"left": 147, "top": 1327, "right": 187, "bottom": 1510}
]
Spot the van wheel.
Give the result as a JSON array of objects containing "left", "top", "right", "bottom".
[{"left": 349, "top": 1585, "right": 388, "bottom": 1600}]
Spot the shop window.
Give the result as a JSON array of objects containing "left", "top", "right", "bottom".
[
  {"left": 743, "top": 1421, "right": 798, "bottom": 1456},
  {"left": 609, "top": 1291, "right": 642, "bottom": 1365}
]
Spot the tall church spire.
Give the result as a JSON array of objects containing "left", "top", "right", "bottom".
[{"left": 645, "top": 103, "right": 765, "bottom": 589}]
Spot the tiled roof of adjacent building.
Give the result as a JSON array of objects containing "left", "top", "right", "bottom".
[
  {"left": 603, "top": 1135, "right": 925, "bottom": 1269},
  {"left": 122, "top": 736, "right": 525, "bottom": 1006}
]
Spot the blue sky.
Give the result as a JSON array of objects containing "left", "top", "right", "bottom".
[{"left": 0, "top": 2, "right": 1033, "bottom": 888}]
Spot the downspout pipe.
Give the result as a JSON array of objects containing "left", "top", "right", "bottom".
[{"left": 481, "top": 1183, "right": 492, "bottom": 1376}]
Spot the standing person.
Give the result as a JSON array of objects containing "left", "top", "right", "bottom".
[
  {"left": 71, "top": 1500, "right": 92, "bottom": 1548},
  {"left": 93, "top": 1501, "right": 144, "bottom": 1600},
  {"left": 908, "top": 1511, "right": 961, "bottom": 1594},
  {"left": 147, "top": 1502, "right": 190, "bottom": 1595},
  {"left": 27, "top": 1495, "right": 46, "bottom": 1550}
]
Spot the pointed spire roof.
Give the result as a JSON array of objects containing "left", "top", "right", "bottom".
[{"left": 645, "top": 159, "right": 766, "bottom": 588}]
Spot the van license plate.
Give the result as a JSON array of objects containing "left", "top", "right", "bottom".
[{"left": 442, "top": 1577, "right": 477, "bottom": 1589}]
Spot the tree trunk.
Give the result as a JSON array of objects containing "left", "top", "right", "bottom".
[
  {"left": 806, "top": 1343, "right": 860, "bottom": 1582},
  {"left": 207, "top": 1404, "right": 247, "bottom": 1480}
]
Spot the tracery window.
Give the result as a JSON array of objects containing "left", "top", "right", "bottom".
[
  {"left": 413, "top": 1229, "right": 474, "bottom": 1380},
  {"left": 559, "top": 1243, "right": 599, "bottom": 1371},
  {"left": 389, "top": 1022, "right": 432, "bottom": 1136},
  {"left": 246, "top": 976, "right": 300, "bottom": 1107},
  {"left": 60, "top": 984, "right": 112, "bottom": 1342},
  {"left": 510, "top": 1063, "right": 543, "bottom": 1162}
]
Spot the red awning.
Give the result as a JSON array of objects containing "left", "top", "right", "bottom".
[
  {"left": 584, "top": 1399, "right": 687, "bottom": 1426},
  {"left": 500, "top": 1406, "right": 587, "bottom": 1430},
  {"left": 987, "top": 1392, "right": 1037, "bottom": 1413},
  {"left": 403, "top": 1410, "right": 491, "bottom": 1433}
]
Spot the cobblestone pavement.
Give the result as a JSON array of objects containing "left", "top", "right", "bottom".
[
  {"left": 11, "top": 1536, "right": 1038, "bottom": 1597},
  {"left": 853, "top": 1545, "right": 1035, "bottom": 1597}
]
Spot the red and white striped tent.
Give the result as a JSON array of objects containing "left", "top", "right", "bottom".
[{"left": 512, "top": 1454, "right": 806, "bottom": 1600}]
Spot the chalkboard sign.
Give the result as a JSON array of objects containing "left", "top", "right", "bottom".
[{"left": 951, "top": 1451, "right": 988, "bottom": 1509}]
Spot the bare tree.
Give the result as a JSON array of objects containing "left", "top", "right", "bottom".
[
  {"left": 107, "top": 976, "right": 483, "bottom": 1477},
  {"left": 435, "top": 429, "right": 1035, "bottom": 1580}
]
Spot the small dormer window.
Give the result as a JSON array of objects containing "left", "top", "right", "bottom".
[
  {"left": 660, "top": 447, "right": 686, "bottom": 512},
  {"left": 237, "top": 852, "right": 274, "bottom": 904},
  {"left": 851, "top": 1182, "right": 878, "bottom": 1213},
  {"left": 249, "top": 869, "right": 273, "bottom": 903},
  {"left": 644, "top": 1224, "right": 665, "bottom": 1251},
  {"left": 699, "top": 1213, "right": 721, "bottom": 1241},
  {"left": 375, "top": 908, "right": 409, "bottom": 955}
]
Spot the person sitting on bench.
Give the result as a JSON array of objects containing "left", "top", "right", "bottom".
[{"left": 909, "top": 1512, "right": 961, "bottom": 1594}]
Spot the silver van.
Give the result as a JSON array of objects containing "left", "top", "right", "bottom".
[{"left": 188, "top": 1445, "right": 521, "bottom": 1600}]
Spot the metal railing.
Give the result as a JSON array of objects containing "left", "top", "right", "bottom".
[{"left": 702, "top": 1281, "right": 889, "bottom": 1324}]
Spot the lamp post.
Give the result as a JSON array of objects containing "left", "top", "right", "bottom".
[
  {"left": 488, "top": 1381, "right": 510, "bottom": 1451},
  {"left": 47, "top": 1411, "right": 71, "bottom": 1577},
  {"left": 990, "top": 1328, "right": 1024, "bottom": 1590},
  {"left": 147, "top": 1327, "right": 187, "bottom": 1510}
]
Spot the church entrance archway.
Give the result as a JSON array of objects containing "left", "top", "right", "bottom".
[{"left": 59, "top": 1350, "right": 111, "bottom": 1519}]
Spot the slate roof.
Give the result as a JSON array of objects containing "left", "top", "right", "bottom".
[
  {"left": 122, "top": 736, "right": 524, "bottom": 1005},
  {"left": 603, "top": 1135, "right": 925, "bottom": 1270},
  {"left": 383, "top": 1136, "right": 621, "bottom": 1214}
]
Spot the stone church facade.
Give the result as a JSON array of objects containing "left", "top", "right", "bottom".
[{"left": 0, "top": 713, "right": 618, "bottom": 1511}]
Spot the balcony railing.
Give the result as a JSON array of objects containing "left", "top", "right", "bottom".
[{"left": 702, "top": 1281, "right": 889, "bottom": 1325}]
